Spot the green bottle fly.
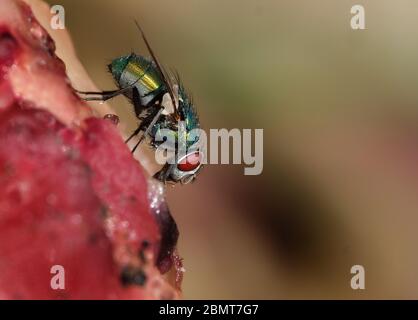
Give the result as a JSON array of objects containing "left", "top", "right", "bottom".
[{"left": 79, "top": 22, "right": 203, "bottom": 185}]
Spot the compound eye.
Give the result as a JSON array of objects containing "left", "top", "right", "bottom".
[{"left": 177, "top": 152, "right": 201, "bottom": 172}]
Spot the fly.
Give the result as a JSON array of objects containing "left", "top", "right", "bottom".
[{"left": 78, "top": 21, "right": 203, "bottom": 185}]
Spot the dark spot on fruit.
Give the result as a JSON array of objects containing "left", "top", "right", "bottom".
[
  {"left": 99, "top": 206, "right": 108, "bottom": 218},
  {"left": 142, "top": 240, "right": 150, "bottom": 249},
  {"left": 120, "top": 266, "right": 147, "bottom": 287},
  {"left": 0, "top": 29, "right": 18, "bottom": 76},
  {"left": 138, "top": 240, "right": 150, "bottom": 263},
  {"left": 153, "top": 203, "right": 179, "bottom": 274}
]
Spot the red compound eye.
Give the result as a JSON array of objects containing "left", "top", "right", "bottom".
[{"left": 177, "top": 152, "right": 201, "bottom": 172}]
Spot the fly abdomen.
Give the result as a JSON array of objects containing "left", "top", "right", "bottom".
[{"left": 109, "top": 54, "right": 165, "bottom": 106}]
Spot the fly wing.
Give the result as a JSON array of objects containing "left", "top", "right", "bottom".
[{"left": 134, "top": 20, "right": 179, "bottom": 117}]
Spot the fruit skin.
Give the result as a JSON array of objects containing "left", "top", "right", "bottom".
[{"left": 0, "top": 0, "right": 181, "bottom": 299}]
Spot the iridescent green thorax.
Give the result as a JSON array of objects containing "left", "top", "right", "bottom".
[{"left": 108, "top": 55, "right": 131, "bottom": 81}]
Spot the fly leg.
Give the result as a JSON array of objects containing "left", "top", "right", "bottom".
[
  {"left": 131, "top": 106, "right": 164, "bottom": 153},
  {"left": 126, "top": 88, "right": 164, "bottom": 151},
  {"left": 125, "top": 87, "right": 147, "bottom": 144},
  {"left": 76, "top": 76, "right": 142, "bottom": 101},
  {"left": 153, "top": 164, "right": 172, "bottom": 183},
  {"left": 76, "top": 86, "right": 133, "bottom": 101},
  {"left": 125, "top": 126, "right": 142, "bottom": 144},
  {"left": 132, "top": 87, "right": 146, "bottom": 117}
]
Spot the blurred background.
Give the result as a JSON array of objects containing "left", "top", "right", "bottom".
[{"left": 45, "top": 0, "right": 418, "bottom": 299}]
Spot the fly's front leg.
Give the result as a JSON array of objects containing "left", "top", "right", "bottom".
[
  {"left": 125, "top": 126, "right": 142, "bottom": 144},
  {"left": 131, "top": 106, "right": 164, "bottom": 153},
  {"left": 76, "top": 86, "right": 133, "bottom": 102},
  {"left": 126, "top": 90, "right": 163, "bottom": 151},
  {"left": 76, "top": 76, "right": 142, "bottom": 101},
  {"left": 153, "top": 164, "right": 172, "bottom": 184},
  {"left": 125, "top": 87, "right": 148, "bottom": 144}
]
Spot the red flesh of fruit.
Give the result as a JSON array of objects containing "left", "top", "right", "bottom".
[{"left": 0, "top": 0, "right": 181, "bottom": 299}]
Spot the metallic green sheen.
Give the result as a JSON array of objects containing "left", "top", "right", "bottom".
[
  {"left": 108, "top": 55, "right": 131, "bottom": 81},
  {"left": 178, "top": 85, "right": 199, "bottom": 132}
]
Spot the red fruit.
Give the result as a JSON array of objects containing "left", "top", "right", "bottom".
[{"left": 0, "top": 0, "right": 181, "bottom": 299}]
